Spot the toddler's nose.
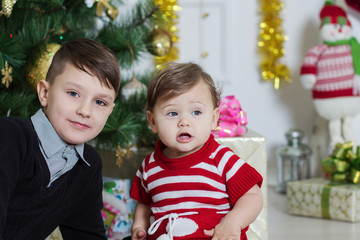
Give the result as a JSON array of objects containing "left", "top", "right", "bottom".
[{"left": 178, "top": 117, "right": 190, "bottom": 127}]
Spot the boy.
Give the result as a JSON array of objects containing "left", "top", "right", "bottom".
[
  {"left": 0, "top": 38, "right": 120, "bottom": 239},
  {"left": 130, "top": 62, "right": 263, "bottom": 240}
]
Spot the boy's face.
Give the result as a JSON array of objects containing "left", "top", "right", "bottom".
[
  {"left": 37, "top": 63, "right": 116, "bottom": 145},
  {"left": 147, "top": 80, "right": 219, "bottom": 158}
]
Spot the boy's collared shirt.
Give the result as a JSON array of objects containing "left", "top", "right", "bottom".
[{"left": 31, "top": 109, "right": 90, "bottom": 187}]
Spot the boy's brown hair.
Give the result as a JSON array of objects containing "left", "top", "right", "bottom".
[
  {"left": 147, "top": 62, "right": 221, "bottom": 112},
  {"left": 46, "top": 38, "right": 121, "bottom": 96}
]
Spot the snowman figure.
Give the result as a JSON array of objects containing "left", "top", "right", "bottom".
[{"left": 300, "top": 1, "right": 360, "bottom": 149}]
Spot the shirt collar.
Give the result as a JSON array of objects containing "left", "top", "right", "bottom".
[{"left": 31, "top": 109, "right": 89, "bottom": 165}]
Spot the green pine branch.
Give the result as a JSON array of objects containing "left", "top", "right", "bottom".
[
  {"left": 0, "top": 0, "right": 162, "bottom": 152},
  {"left": 0, "top": 91, "right": 39, "bottom": 118}
]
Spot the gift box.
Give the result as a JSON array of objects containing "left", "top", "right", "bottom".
[
  {"left": 103, "top": 177, "right": 132, "bottom": 200},
  {"left": 107, "top": 199, "right": 136, "bottom": 239},
  {"left": 287, "top": 178, "right": 360, "bottom": 222},
  {"left": 215, "top": 129, "right": 268, "bottom": 240},
  {"left": 102, "top": 177, "right": 137, "bottom": 239}
]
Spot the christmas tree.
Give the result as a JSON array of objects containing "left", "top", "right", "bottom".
[{"left": 0, "top": 0, "right": 179, "bottom": 165}]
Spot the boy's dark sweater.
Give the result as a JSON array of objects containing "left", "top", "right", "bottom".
[{"left": 0, "top": 117, "right": 106, "bottom": 240}]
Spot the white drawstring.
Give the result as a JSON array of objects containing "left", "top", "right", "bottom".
[{"left": 148, "top": 211, "right": 198, "bottom": 240}]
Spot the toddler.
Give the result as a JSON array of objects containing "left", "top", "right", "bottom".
[{"left": 130, "top": 62, "right": 263, "bottom": 240}]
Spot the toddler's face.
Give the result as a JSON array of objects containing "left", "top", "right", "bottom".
[
  {"left": 38, "top": 63, "right": 115, "bottom": 145},
  {"left": 147, "top": 80, "right": 219, "bottom": 158}
]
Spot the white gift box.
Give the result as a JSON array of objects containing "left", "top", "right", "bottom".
[
  {"left": 287, "top": 178, "right": 360, "bottom": 222},
  {"left": 216, "top": 129, "right": 268, "bottom": 240}
]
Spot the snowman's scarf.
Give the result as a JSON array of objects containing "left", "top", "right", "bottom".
[{"left": 324, "top": 37, "right": 360, "bottom": 76}]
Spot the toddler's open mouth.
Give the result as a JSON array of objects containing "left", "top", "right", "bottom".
[
  {"left": 178, "top": 132, "right": 191, "bottom": 138},
  {"left": 177, "top": 132, "right": 193, "bottom": 143}
]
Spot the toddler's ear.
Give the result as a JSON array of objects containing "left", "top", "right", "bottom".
[
  {"left": 146, "top": 110, "right": 158, "bottom": 134},
  {"left": 212, "top": 107, "right": 220, "bottom": 130},
  {"left": 37, "top": 79, "right": 49, "bottom": 108}
]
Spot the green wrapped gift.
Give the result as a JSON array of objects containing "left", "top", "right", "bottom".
[{"left": 287, "top": 178, "right": 360, "bottom": 222}]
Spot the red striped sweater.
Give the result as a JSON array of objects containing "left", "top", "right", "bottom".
[
  {"left": 130, "top": 135, "right": 263, "bottom": 240},
  {"left": 300, "top": 43, "right": 360, "bottom": 98}
]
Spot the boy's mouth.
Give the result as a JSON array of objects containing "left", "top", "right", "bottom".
[{"left": 70, "top": 120, "right": 90, "bottom": 130}]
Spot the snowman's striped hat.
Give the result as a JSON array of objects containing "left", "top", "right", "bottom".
[{"left": 320, "top": 1, "right": 351, "bottom": 27}]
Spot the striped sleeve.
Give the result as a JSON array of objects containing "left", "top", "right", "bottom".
[
  {"left": 130, "top": 156, "right": 152, "bottom": 205},
  {"left": 226, "top": 163, "right": 262, "bottom": 206},
  {"left": 300, "top": 44, "right": 327, "bottom": 75},
  {"left": 214, "top": 146, "right": 263, "bottom": 207}
]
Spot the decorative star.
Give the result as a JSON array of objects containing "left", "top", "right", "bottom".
[
  {"left": 0, "top": 0, "right": 17, "bottom": 18},
  {"left": 1, "top": 61, "right": 13, "bottom": 88},
  {"left": 115, "top": 143, "right": 134, "bottom": 168}
]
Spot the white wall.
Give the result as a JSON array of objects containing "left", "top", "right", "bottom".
[
  {"left": 176, "top": 0, "right": 332, "bottom": 185},
  {"left": 249, "top": 0, "right": 324, "bottom": 185}
]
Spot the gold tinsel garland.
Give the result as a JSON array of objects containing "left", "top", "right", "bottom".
[
  {"left": 258, "top": 0, "right": 291, "bottom": 89},
  {"left": 153, "top": 0, "right": 181, "bottom": 68}
]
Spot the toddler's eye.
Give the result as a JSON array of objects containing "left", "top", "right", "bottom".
[
  {"left": 192, "top": 110, "right": 201, "bottom": 116},
  {"left": 167, "top": 112, "right": 178, "bottom": 117},
  {"left": 68, "top": 91, "right": 79, "bottom": 97},
  {"left": 95, "top": 100, "right": 106, "bottom": 106}
]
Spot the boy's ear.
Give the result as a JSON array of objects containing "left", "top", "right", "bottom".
[
  {"left": 109, "top": 103, "right": 115, "bottom": 114},
  {"left": 146, "top": 110, "right": 158, "bottom": 133},
  {"left": 211, "top": 107, "right": 220, "bottom": 130},
  {"left": 37, "top": 79, "right": 49, "bottom": 108}
]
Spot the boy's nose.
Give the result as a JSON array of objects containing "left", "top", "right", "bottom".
[{"left": 76, "top": 101, "right": 91, "bottom": 117}]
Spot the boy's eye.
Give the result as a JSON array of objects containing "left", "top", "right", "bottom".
[
  {"left": 167, "top": 112, "right": 178, "bottom": 117},
  {"left": 95, "top": 100, "right": 106, "bottom": 106},
  {"left": 192, "top": 110, "right": 201, "bottom": 116},
  {"left": 68, "top": 91, "right": 79, "bottom": 97}
]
